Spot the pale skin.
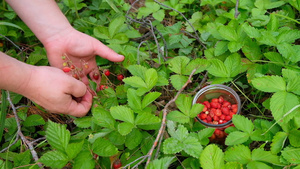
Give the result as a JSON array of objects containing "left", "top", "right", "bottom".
[{"left": 1, "top": 0, "right": 124, "bottom": 117}]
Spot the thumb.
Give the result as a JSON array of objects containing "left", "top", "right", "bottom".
[
  {"left": 66, "top": 77, "right": 88, "bottom": 98},
  {"left": 93, "top": 40, "right": 124, "bottom": 62}
]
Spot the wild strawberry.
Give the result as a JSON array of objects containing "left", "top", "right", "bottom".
[
  {"left": 210, "top": 133, "right": 216, "bottom": 140},
  {"left": 222, "top": 101, "right": 231, "bottom": 107},
  {"left": 104, "top": 70, "right": 110, "bottom": 76},
  {"left": 221, "top": 107, "right": 230, "bottom": 115},
  {"left": 210, "top": 102, "right": 220, "bottom": 109},
  {"left": 70, "top": 65, "right": 75, "bottom": 69},
  {"left": 93, "top": 73, "right": 100, "bottom": 80},
  {"left": 213, "top": 115, "right": 219, "bottom": 121},
  {"left": 99, "top": 85, "right": 108, "bottom": 90},
  {"left": 203, "top": 101, "right": 211, "bottom": 108},
  {"left": 212, "top": 121, "right": 219, "bottom": 125},
  {"left": 218, "top": 96, "right": 224, "bottom": 103},
  {"left": 202, "top": 105, "right": 208, "bottom": 112},
  {"left": 211, "top": 98, "right": 219, "bottom": 103},
  {"left": 215, "top": 109, "right": 222, "bottom": 116},
  {"left": 206, "top": 116, "right": 212, "bottom": 122},
  {"left": 225, "top": 115, "right": 232, "bottom": 121},
  {"left": 202, "top": 119, "right": 208, "bottom": 123},
  {"left": 220, "top": 114, "right": 225, "bottom": 120},
  {"left": 199, "top": 113, "right": 207, "bottom": 120},
  {"left": 113, "top": 159, "right": 122, "bottom": 169},
  {"left": 219, "top": 119, "right": 224, "bottom": 124},
  {"left": 62, "top": 67, "right": 71, "bottom": 73},
  {"left": 73, "top": 74, "right": 79, "bottom": 80},
  {"left": 117, "top": 74, "right": 124, "bottom": 81}
]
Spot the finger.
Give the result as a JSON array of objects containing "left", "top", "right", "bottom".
[
  {"left": 67, "top": 90, "right": 93, "bottom": 117},
  {"left": 65, "top": 77, "right": 87, "bottom": 98},
  {"left": 93, "top": 40, "right": 124, "bottom": 62}
]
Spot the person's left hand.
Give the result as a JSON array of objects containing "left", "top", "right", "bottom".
[{"left": 43, "top": 27, "right": 124, "bottom": 89}]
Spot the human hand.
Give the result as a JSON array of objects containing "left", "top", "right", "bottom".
[
  {"left": 21, "top": 66, "right": 93, "bottom": 117},
  {"left": 43, "top": 27, "right": 124, "bottom": 89}
]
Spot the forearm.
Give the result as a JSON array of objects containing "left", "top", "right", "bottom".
[
  {"left": 0, "top": 52, "right": 32, "bottom": 95},
  {"left": 5, "top": 0, "right": 72, "bottom": 44}
]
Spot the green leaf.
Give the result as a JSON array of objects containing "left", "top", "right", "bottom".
[
  {"left": 270, "top": 92, "right": 300, "bottom": 124},
  {"left": 163, "top": 138, "right": 184, "bottom": 154},
  {"left": 228, "top": 41, "right": 243, "bottom": 53},
  {"left": 283, "top": 70, "right": 300, "bottom": 95},
  {"left": 123, "top": 76, "right": 147, "bottom": 88},
  {"left": 39, "top": 151, "right": 69, "bottom": 168},
  {"left": 92, "top": 106, "right": 115, "bottom": 129},
  {"left": 225, "top": 131, "right": 250, "bottom": 146},
  {"left": 225, "top": 162, "right": 243, "bottom": 169},
  {"left": 92, "top": 137, "right": 118, "bottom": 157},
  {"left": 13, "top": 150, "right": 31, "bottom": 168},
  {"left": 74, "top": 116, "right": 92, "bottom": 128},
  {"left": 242, "top": 23, "right": 261, "bottom": 38},
  {"left": 214, "top": 41, "right": 228, "bottom": 56},
  {"left": 125, "top": 128, "right": 143, "bottom": 150},
  {"left": 127, "top": 89, "right": 142, "bottom": 111},
  {"left": 118, "top": 122, "right": 134, "bottom": 136},
  {"left": 167, "top": 111, "right": 190, "bottom": 124},
  {"left": 277, "top": 44, "right": 300, "bottom": 63},
  {"left": 170, "top": 75, "right": 189, "bottom": 90},
  {"left": 108, "top": 130, "right": 125, "bottom": 146},
  {"left": 93, "top": 26, "right": 110, "bottom": 39},
  {"left": 224, "top": 53, "right": 242, "bottom": 77},
  {"left": 127, "top": 65, "right": 147, "bottom": 79},
  {"left": 173, "top": 125, "right": 189, "bottom": 141},
  {"left": 264, "top": 52, "right": 284, "bottom": 63},
  {"left": 46, "top": 120, "right": 70, "bottom": 152},
  {"left": 153, "top": 9, "right": 165, "bottom": 22},
  {"left": 242, "top": 38, "right": 262, "bottom": 61},
  {"left": 267, "top": 14, "right": 279, "bottom": 31},
  {"left": 207, "top": 59, "right": 228, "bottom": 77},
  {"left": 190, "top": 103, "right": 204, "bottom": 118},
  {"left": 252, "top": 76, "right": 286, "bottom": 92},
  {"left": 0, "top": 21, "right": 23, "bottom": 31},
  {"left": 289, "top": 129, "right": 300, "bottom": 147},
  {"left": 23, "top": 114, "right": 45, "bottom": 127},
  {"left": 168, "top": 56, "right": 190, "bottom": 74},
  {"left": 277, "top": 28, "right": 300, "bottom": 44},
  {"left": 281, "top": 147, "right": 300, "bottom": 164},
  {"left": 252, "top": 148, "right": 282, "bottom": 166},
  {"left": 183, "top": 136, "right": 203, "bottom": 158},
  {"left": 176, "top": 94, "right": 192, "bottom": 116},
  {"left": 200, "top": 144, "right": 224, "bottom": 169},
  {"left": 147, "top": 156, "right": 175, "bottom": 169},
  {"left": 142, "top": 92, "right": 161, "bottom": 109},
  {"left": 73, "top": 150, "right": 96, "bottom": 169},
  {"left": 198, "top": 128, "right": 215, "bottom": 145},
  {"left": 110, "top": 106, "right": 135, "bottom": 124},
  {"left": 135, "top": 111, "right": 161, "bottom": 126},
  {"left": 225, "top": 144, "right": 251, "bottom": 164},
  {"left": 66, "top": 141, "right": 84, "bottom": 159},
  {"left": 246, "top": 161, "right": 272, "bottom": 169},
  {"left": 270, "top": 131, "right": 288, "bottom": 154},
  {"left": 109, "top": 16, "right": 125, "bottom": 37},
  {"left": 219, "top": 25, "right": 238, "bottom": 41},
  {"left": 145, "top": 68, "right": 158, "bottom": 89},
  {"left": 232, "top": 115, "right": 254, "bottom": 134},
  {"left": 182, "top": 58, "right": 210, "bottom": 75}
]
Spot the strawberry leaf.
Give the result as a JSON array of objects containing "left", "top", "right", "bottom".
[
  {"left": 39, "top": 151, "right": 69, "bottom": 168},
  {"left": 200, "top": 144, "right": 224, "bottom": 169},
  {"left": 110, "top": 106, "right": 135, "bottom": 124},
  {"left": 92, "top": 137, "right": 118, "bottom": 157},
  {"left": 46, "top": 120, "right": 70, "bottom": 152},
  {"left": 225, "top": 144, "right": 251, "bottom": 164},
  {"left": 270, "top": 131, "right": 288, "bottom": 154},
  {"left": 252, "top": 76, "right": 286, "bottom": 92}
]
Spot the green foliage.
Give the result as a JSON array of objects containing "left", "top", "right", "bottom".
[{"left": 1, "top": 0, "right": 300, "bottom": 168}]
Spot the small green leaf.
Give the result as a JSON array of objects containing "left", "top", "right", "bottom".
[
  {"left": 252, "top": 76, "right": 286, "bottom": 92},
  {"left": 118, "top": 122, "right": 134, "bottom": 136},
  {"left": 66, "top": 141, "right": 84, "bottom": 159},
  {"left": 168, "top": 56, "right": 190, "bottom": 74},
  {"left": 127, "top": 65, "right": 147, "bottom": 79},
  {"left": 153, "top": 9, "right": 165, "bottom": 22},
  {"left": 242, "top": 38, "right": 263, "bottom": 61},
  {"left": 246, "top": 161, "right": 272, "bottom": 169},
  {"left": 225, "top": 162, "right": 243, "bottom": 169},
  {"left": 92, "top": 106, "right": 115, "bottom": 129},
  {"left": 270, "top": 92, "right": 300, "bottom": 124},
  {"left": 190, "top": 103, "right": 204, "bottom": 118},
  {"left": 145, "top": 68, "right": 158, "bottom": 89},
  {"left": 92, "top": 137, "right": 118, "bottom": 157},
  {"left": 183, "top": 136, "right": 203, "bottom": 158},
  {"left": 224, "top": 53, "right": 242, "bottom": 77},
  {"left": 289, "top": 129, "right": 300, "bottom": 147},
  {"left": 135, "top": 112, "right": 161, "bottom": 125},
  {"left": 147, "top": 156, "right": 175, "bottom": 169},
  {"left": 163, "top": 138, "right": 184, "bottom": 154},
  {"left": 232, "top": 115, "right": 254, "bottom": 134},
  {"left": 127, "top": 89, "right": 142, "bottom": 111},
  {"left": 110, "top": 106, "right": 135, "bottom": 124},
  {"left": 182, "top": 58, "right": 210, "bottom": 75},
  {"left": 207, "top": 59, "right": 229, "bottom": 77},
  {"left": 123, "top": 76, "right": 147, "bottom": 88},
  {"left": 267, "top": 13, "right": 279, "bottom": 31},
  {"left": 39, "top": 151, "right": 69, "bottom": 168},
  {"left": 242, "top": 23, "right": 261, "bottom": 38},
  {"left": 23, "top": 114, "right": 45, "bottom": 127},
  {"left": 277, "top": 44, "right": 300, "bottom": 63},
  {"left": 200, "top": 144, "right": 224, "bottom": 169},
  {"left": 109, "top": 16, "right": 125, "bottom": 37},
  {"left": 270, "top": 131, "right": 288, "bottom": 154},
  {"left": 125, "top": 128, "right": 143, "bottom": 150},
  {"left": 46, "top": 120, "right": 70, "bottom": 152},
  {"left": 73, "top": 150, "right": 96, "bottom": 169},
  {"left": 225, "top": 131, "right": 250, "bottom": 146},
  {"left": 219, "top": 25, "right": 238, "bottom": 41},
  {"left": 0, "top": 21, "right": 23, "bottom": 31},
  {"left": 142, "top": 92, "right": 161, "bottom": 109},
  {"left": 281, "top": 147, "right": 300, "bottom": 164},
  {"left": 108, "top": 130, "right": 125, "bottom": 146},
  {"left": 174, "top": 125, "right": 189, "bottom": 141},
  {"left": 13, "top": 150, "right": 31, "bottom": 168},
  {"left": 252, "top": 148, "right": 282, "bottom": 166},
  {"left": 198, "top": 128, "right": 215, "bottom": 145},
  {"left": 214, "top": 41, "right": 228, "bottom": 56},
  {"left": 170, "top": 75, "right": 189, "bottom": 90},
  {"left": 176, "top": 94, "right": 192, "bottom": 116},
  {"left": 228, "top": 41, "right": 243, "bottom": 53},
  {"left": 74, "top": 116, "right": 92, "bottom": 128},
  {"left": 167, "top": 111, "right": 189, "bottom": 124},
  {"left": 225, "top": 144, "right": 251, "bottom": 164}
]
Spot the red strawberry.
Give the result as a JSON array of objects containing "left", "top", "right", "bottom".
[
  {"left": 62, "top": 67, "right": 71, "bottom": 73},
  {"left": 117, "top": 74, "right": 124, "bottom": 81}
]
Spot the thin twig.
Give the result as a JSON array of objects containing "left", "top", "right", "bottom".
[
  {"left": 144, "top": 69, "right": 197, "bottom": 168},
  {"left": 5, "top": 91, "right": 42, "bottom": 168},
  {"left": 137, "top": 41, "right": 152, "bottom": 64},
  {"left": 234, "top": 0, "right": 240, "bottom": 18}
]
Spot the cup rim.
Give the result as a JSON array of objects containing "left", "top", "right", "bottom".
[{"left": 193, "top": 84, "right": 241, "bottom": 128}]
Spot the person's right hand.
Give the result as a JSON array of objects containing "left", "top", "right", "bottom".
[{"left": 20, "top": 66, "right": 93, "bottom": 117}]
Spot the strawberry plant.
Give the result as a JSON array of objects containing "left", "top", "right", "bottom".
[{"left": 1, "top": 0, "right": 300, "bottom": 168}]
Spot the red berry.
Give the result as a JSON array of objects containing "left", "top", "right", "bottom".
[
  {"left": 203, "top": 101, "right": 211, "bottom": 108},
  {"left": 212, "top": 121, "right": 218, "bottom": 125},
  {"left": 70, "top": 65, "right": 75, "bottom": 69},
  {"left": 213, "top": 115, "right": 219, "bottom": 121},
  {"left": 93, "top": 73, "right": 100, "bottom": 80},
  {"left": 218, "top": 96, "right": 224, "bottom": 103},
  {"left": 210, "top": 102, "right": 220, "bottom": 109},
  {"left": 99, "top": 85, "right": 108, "bottom": 90},
  {"left": 222, "top": 101, "right": 231, "bottom": 107},
  {"left": 199, "top": 113, "right": 207, "bottom": 120},
  {"left": 202, "top": 105, "right": 208, "bottom": 112},
  {"left": 221, "top": 107, "right": 230, "bottom": 115},
  {"left": 206, "top": 116, "right": 212, "bottom": 122},
  {"left": 117, "top": 74, "right": 124, "bottom": 81},
  {"left": 202, "top": 119, "right": 208, "bottom": 123},
  {"left": 62, "top": 67, "right": 71, "bottom": 73},
  {"left": 220, "top": 114, "right": 225, "bottom": 120},
  {"left": 211, "top": 98, "right": 219, "bottom": 103},
  {"left": 113, "top": 159, "right": 122, "bottom": 169},
  {"left": 225, "top": 115, "right": 232, "bottom": 121},
  {"left": 215, "top": 109, "right": 222, "bottom": 116},
  {"left": 104, "top": 70, "right": 110, "bottom": 76}
]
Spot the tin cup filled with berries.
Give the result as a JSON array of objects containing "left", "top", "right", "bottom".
[{"left": 193, "top": 84, "right": 241, "bottom": 142}]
